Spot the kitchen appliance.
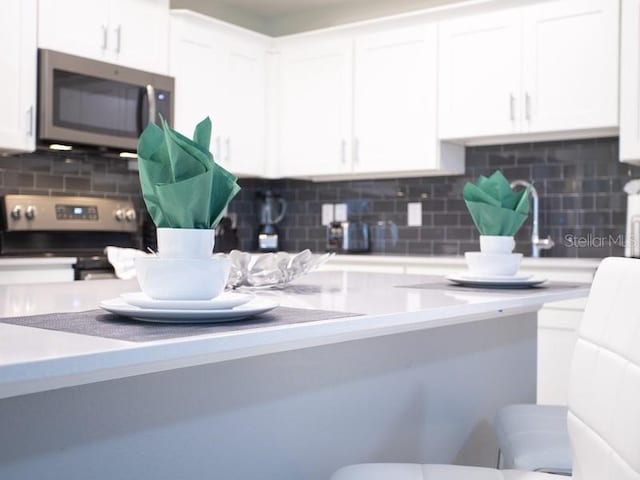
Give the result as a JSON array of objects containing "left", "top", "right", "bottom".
[
  {"left": 326, "top": 220, "right": 370, "bottom": 253},
  {"left": 625, "top": 179, "right": 640, "bottom": 257},
  {"left": 257, "top": 191, "right": 286, "bottom": 252},
  {"left": 38, "top": 49, "right": 174, "bottom": 151},
  {"left": 0, "top": 194, "right": 139, "bottom": 279},
  {"left": 342, "top": 221, "right": 370, "bottom": 253}
]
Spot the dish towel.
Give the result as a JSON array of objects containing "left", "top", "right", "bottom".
[{"left": 104, "top": 246, "right": 148, "bottom": 280}]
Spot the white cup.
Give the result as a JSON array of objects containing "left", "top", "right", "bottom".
[
  {"left": 156, "top": 228, "right": 215, "bottom": 259},
  {"left": 479, "top": 235, "right": 515, "bottom": 254}
]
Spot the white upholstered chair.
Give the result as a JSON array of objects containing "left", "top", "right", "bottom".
[{"left": 331, "top": 257, "right": 640, "bottom": 480}]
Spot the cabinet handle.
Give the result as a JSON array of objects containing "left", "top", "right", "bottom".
[
  {"left": 225, "top": 137, "right": 231, "bottom": 163},
  {"left": 146, "top": 84, "right": 156, "bottom": 124},
  {"left": 525, "top": 92, "right": 531, "bottom": 121},
  {"left": 101, "top": 25, "right": 108, "bottom": 50},
  {"left": 341, "top": 139, "right": 347, "bottom": 163},
  {"left": 509, "top": 94, "right": 515, "bottom": 121},
  {"left": 215, "top": 136, "right": 221, "bottom": 160},
  {"left": 114, "top": 25, "right": 122, "bottom": 53},
  {"left": 353, "top": 138, "right": 360, "bottom": 164},
  {"left": 26, "top": 106, "right": 34, "bottom": 136}
]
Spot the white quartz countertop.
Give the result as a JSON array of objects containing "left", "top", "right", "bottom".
[{"left": 0, "top": 271, "right": 589, "bottom": 399}]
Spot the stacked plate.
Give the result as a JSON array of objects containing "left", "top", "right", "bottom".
[
  {"left": 445, "top": 271, "right": 547, "bottom": 288},
  {"left": 99, "top": 291, "right": 279, "bottom": 323}
]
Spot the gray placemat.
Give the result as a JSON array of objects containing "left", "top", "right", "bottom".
[
  {"left": 395, "top": 280, "right": 584, "bottom": 293},
  {"left": 0, "top": 306, "right": 361, "bottom": 343}
]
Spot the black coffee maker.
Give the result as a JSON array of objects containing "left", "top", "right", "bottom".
[{"left": 257, "top": 191, "right": 287, "bottom": 252}]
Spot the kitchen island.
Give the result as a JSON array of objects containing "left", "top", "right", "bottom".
[{"left": 0, "top": 271, "right": 588, "bottom": 480}]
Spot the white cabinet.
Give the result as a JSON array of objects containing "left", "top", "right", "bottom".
[
  {"left": 0, "top": 0, "right": 37, "bottom": 154},
  {"left": 170, "top": 11, "right": 268, "bottom": 177},
  {"left": 38, "top": 0, "right": 169, "bottom": 74},
  {"left": 438, "top": 9, "right": 522, "bottom": 139},
  {"left": 620, "top": 0, "right": 640, "bottom": 164},
  {"left": 277, "top": 38, "right": 353, "bottom": 178},
  {"left": 277, "top": 25, "right": 463, "bottom": 179},
  {"left": 439, "top": 0, "right": 619, "bottom": 142}
]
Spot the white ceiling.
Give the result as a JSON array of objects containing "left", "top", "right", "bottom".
[{"left": 171, "top": 0, "right": 464, "bottom": 35}]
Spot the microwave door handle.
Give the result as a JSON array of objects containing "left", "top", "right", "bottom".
[{"left": 146, "top": 84, "right": 157, "bottom": 125}]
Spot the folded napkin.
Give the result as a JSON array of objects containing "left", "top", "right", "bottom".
[
  {"left": 137, "top": 117, "right": 241, "bottom": 229},
  {"left": 463, "top": 170, "right": 530, "bottom": 236},
  {"left": 105, "top": 246, "right": 149, "bottom": 280}
]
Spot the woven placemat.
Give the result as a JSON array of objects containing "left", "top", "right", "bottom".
[{"left": 0, "top": 306, "right": 361, "bottom": 343}]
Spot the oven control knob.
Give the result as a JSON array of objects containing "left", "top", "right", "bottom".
[
  {"left": 124, "top": 209, "right": 136, "bottom": 222},
  {"left": 114, "top": 209, "right": 125, "bottom": 221},
  {"left": 10, "top": 205, "right": 21, "bottom": 220},
  {"left": 25, "top": 205, "right": 36, "bottom": 220}
]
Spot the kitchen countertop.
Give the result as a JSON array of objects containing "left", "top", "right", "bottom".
[
  {"left": 0, "top": 257, "right": 76, "bottom": 266},
  {"left": 0, "top": 271, "right": 589, "bottom": 400}
]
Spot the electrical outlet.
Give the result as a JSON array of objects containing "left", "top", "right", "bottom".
[
  {"left": 408, "top": 202, "right": 422, "bottom": 227},
  {"left": 321, "top": 204, "right": 334, "bottom": 226},
  {"left": 334, "top": 203, "right": 348, "bottom": 222}
]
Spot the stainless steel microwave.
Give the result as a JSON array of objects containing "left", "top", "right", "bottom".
[{"left": 38, "top": 49, "right": 174, "bottom": 151}]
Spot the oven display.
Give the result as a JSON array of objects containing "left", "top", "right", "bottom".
[{"left": 55, "top": 204, "right": 98, "bottom": 220}]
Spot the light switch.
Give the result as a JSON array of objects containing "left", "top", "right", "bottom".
[
  {"left": 334, "top": 203, "right": 348, "bottom": 222},
  {"left": 321, "top": 203, "right": 334, "bottom": 226},
  {"left": 408, "top": 202, "right": 422, "bottom": 227}
]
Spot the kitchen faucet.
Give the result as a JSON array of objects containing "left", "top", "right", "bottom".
[{"left": 510, "top": 180, "right": 554, "bottom": 257}]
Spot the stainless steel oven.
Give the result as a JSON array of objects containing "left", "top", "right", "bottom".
[
  {"left": 0, "top": 194, "right": 140, "bottom": 280},
  {"left": 38, "top": 49, "right": 174, "bottom": 152}
]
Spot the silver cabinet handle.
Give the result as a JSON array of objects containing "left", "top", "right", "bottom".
[
  {"left": 146, "top": 85, "right": 156, "bottom": 125},
  {"left": 114, "top": 25, "right": 122, "bottom": 53},
  {"left": 341, "top": 139, "right": 347, "bottom": 163},
  {"left": 353, "top": 138, "right": 360, "bottom": 164},
  {"left": 225, "top": 137, "right": 231, "bottom": 163},
  {"left": 509, "top": 93, "right": 515, "bottom": 121},
  {"left": 525, "top": 92, "right": 531, "bottom": 121},
  {"left": 215, "top": 136, "right": 221, "bottom": 160},
  {"left": 26, "top": 106, "right": 34, "bottom": 136},
  {"left": 101, "top": 25, "right": 108, "bottom": 50}
]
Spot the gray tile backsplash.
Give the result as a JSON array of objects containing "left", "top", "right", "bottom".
[{"left": 1, "top": 137, "right": 636, "bottom": 258}]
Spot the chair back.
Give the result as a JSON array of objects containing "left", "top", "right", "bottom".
[{"left": 568, "top": 257, "right": 640, "bottom": 479}]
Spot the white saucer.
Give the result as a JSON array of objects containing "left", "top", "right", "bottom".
[
  {"left": 99, "top": 297, "right": 279, "bottom": 323},
  {"left": 446, "top": 272, "right": 547, "bottom": 288},
  {"left": 120, "top": 291, "right": 252, "bottom": 311},
  {"left": 455, "top": 272, "right": 533, "bottom": 282}
]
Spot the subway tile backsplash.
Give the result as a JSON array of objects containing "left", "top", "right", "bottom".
[{"left": 1, "top": 137, "right": 637, "bottom": 258}]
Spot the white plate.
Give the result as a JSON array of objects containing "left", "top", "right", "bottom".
[
  {"left": 454, "top": 271, "right": 534, "bottom": 282},
  {"left": 120, "top": 291, "right": 252, "bottom": 311},
  {"left": 446, "top": 273, "right": 547, "bottom": 288},
  {"left": 99, "top": 297, "right": 279, "bottom": 323}
]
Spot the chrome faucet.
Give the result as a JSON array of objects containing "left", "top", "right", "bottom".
[{"left": 510, "top": 180, "right": 554, "bottom": 257}]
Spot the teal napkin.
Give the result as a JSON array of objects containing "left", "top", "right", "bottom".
[{"left": 137, "top": 117, "right": 240, "bottom": 229}]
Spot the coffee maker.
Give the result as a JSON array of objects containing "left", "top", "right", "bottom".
[{"left": 257, "top": 191, "right": 287, "bottom": 252}]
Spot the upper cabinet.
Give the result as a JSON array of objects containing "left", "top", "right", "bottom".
[
  {"left": 38, "top": 0, "right": 169, "bottom": 74},
  {"left": 0, "top": 0, "right": 37, "bottom": 154},
  {"left": 276, "top": 25, "right": 464, "bottom": 180},
  {"left": 439, "top": 0, "right": 619, "bottom": 143},
  {"left": 170, "top": 11, "right": 268, "bottom": 177},
  {"left": 621, "top": 0, "right": 640, "bottom": 164},
  {"left": 277, "top": 38, "right": 353, "bottom": 178}
]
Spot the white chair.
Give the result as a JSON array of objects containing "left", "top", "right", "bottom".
[
  {"left": 494, "top": 404, "right": 571, "bottom": 475},
  {"left": 331, "top": 257, "right": 640, "bottom": 480}
]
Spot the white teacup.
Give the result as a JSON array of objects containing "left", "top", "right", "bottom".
[
  {"left": 135, "top": 256, "right": 230, "bottom": 300},
  {"left": 479, "top": 235, "right": 515, "bottom": 254},
  {"left": 156, "top": 228, "right": 215, "bottom": 259}
]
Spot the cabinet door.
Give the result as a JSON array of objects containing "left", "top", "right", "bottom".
[
  {"left": 278, "top": 39, "right": 353, "bottom": 177},
  {"left": 224, "top": 37, "right": 267, "bottom": 177},
  {"left": 170, "top": 18, "right": 229, "bottom": 162},
  {"left": 620, "top": 0, "right": 640, "bottom": 163},
  {"left": 38, "top": 0, "right": 110, "bottom": 62},
  {"left": 353, "top": 25, "right": 437, "bottom": 174},
  {"left": 0, "top": 0, "right": 36, "bottom": 153},
  {"left": 110, "top": 0, "right": 169, "bottom": 74},
  {"left": 438, "top": 9, "right": 522, "bottom": 139},
  {"left": 522, "top": 0, "right": 619, "bottom": 133}
]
